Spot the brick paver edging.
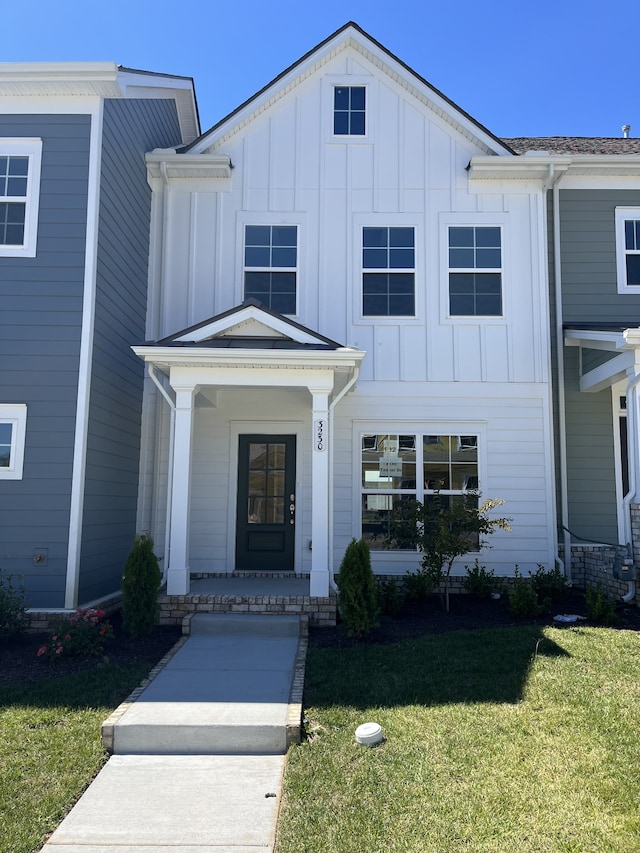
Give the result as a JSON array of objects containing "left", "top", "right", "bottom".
[{"left": 286, "top": 615, "right": 309, "bottom": 748}]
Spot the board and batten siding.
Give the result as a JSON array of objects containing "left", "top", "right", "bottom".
[
  {"left": 78, "top": 98, "right": 182, "bottom": 604},
  {"left": 558, "top": 189, "right": 640, "bottom": 543},
  {"left": 0, "top": 114, "right": 91, "bottom": 607},
  {"left": 157, "top": 50, "right": 546, "bottom": 390}
]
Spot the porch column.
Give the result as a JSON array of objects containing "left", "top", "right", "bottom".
[
  {"left": 310, "top": 389, "right": 330, "bottom": 597},
  {"left": 166, "top": 383, "right": 197, "bottom": 595}
]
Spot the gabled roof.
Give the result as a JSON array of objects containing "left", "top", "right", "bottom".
[
  {"left": 151, "top": 299, "right": 345, "bottom": 351},
  {"left": 184, "top": 22, "right": 514, "bottom": 157}
]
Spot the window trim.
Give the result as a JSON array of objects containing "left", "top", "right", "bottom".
[
  {"left": 354, "top": 421, "right": 487, "bottom": 560},
  {"left": 0, "top": 404, "right": 27, "bottom": 480},
  {"left": 322, "top": 76, "right": 374, "bottom": 144},
  {"left": 240, "top": 220, "right": 301, "bottom": 317},
  {"left": 354, "top": 214, "right": 422, "bottom": 325},
  {"left": 0, "top": 139, "right": 42, "bottom": 258},
  {"left": 615, "top": 207, "right": 640, "bottom": 293},
  {"left": 439, "top": 214, "right": 508, "bottom": 325},
  {"left": 362, "top": 225, "right": 416, "bottom": 318}
]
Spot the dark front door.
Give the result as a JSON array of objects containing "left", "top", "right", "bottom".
[{"left": 236, "top": 435, "right": 296, "bottom": 570}]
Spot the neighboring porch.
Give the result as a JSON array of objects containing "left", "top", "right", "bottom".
[{"left": 158, "top": 573, "right": 337, "bottom": 627}]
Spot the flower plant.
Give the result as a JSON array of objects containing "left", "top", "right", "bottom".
[{"left": 37, "top": 607, "right": 113, "bottom": 661}]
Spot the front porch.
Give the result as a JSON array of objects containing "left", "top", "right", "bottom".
[{"left": 158, "top": 573, "right": 338, "bottom": 627}]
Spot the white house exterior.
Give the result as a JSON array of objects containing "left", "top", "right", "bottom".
[{"left": 135, "top": 23, "right": 557, "bottom": 598}]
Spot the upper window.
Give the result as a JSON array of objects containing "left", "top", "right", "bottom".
[
  {"left": 448, "top": 226, "right": 502, "bottom": 316},
  {"left": 616, "top": 208, "right": 640, "bottom": 292},
  {"left": 0, "top": 404, "right": 27, "bottom": 480},
  {"left": 0, "top": 140, "right": 42, "bottom": 258},
  {"left": 334, "top": 86, "right": 366, "bottom": 136},
  {"left": 244, "top": 225, "right": 297, "bottom": 314},
  {"left": 362, "top": 226, "right": 415, "bottom": 316}
]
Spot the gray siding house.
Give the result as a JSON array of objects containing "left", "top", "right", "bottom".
[
  {"left": 0, "top": 65, "right": 199, "bottom": 609},
  {"left": 504, "top": 139, "right": 640, "bottom": 583}
]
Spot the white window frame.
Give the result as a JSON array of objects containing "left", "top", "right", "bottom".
[
  {"left": 322, "top": 76, "right": 375, "bottom": 144},
  {"left": 615, "top": 207, "right": 640, "bottom": 293},
  {"left": 0, "top": 139, "right": 42, "bottom": 258},
  {"left": 354, "top": 422, "right": 487, "bottom": 561},
  {"left": 361, "top": 225, "right": 416, "bottom": 318},
  {"left": 241, "top": 222, "right": 300, "bottom": 316},
  {"left": 439, "top": 213, "right": 508, "bottom": 325},
  {"left": 0, "top": 404, "right": 27, "bottom": 480}
]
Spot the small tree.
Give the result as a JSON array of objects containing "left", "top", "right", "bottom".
[
  {"left": 388, "top": 493, "right": 511, "bottom": 611},
  {"left": 121, "top": 535, "right": 162, "bottom": 637},
  {"left": 336, "top": 538, "right": 379, "bottom": 637}
]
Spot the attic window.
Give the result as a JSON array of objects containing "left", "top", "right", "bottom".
[{"left": 334, "top": 86, "right": 366, "bottom": 136}]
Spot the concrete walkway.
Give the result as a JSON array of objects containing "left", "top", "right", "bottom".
[{"left": 41, "top": 613, "right": 307, "bottom": 853}]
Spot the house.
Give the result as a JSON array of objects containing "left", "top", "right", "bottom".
[
  {"left": 6, "top": 24, "right": 639, "bottom": 618},
  {"left": 134, "top": 22, "right": 559, "bottom": 605},
  {"left": 0, "top": 63, "right": 199, "bottom": 609},
  {"left": 468, "top": 139, "right": 640, "bottom": 597}
]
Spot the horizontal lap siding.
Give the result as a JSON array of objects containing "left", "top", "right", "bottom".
[
  {"left": 333, "top": 384, "right": 554, "bottom": 575},
  {"left": 79, "top": 99, "right": 181, "bottom": 603},
  {"left": 0, "top": 114, "right": 90, "bottom": 607},
  {"left": 559, "top": 190, "right": 640, "bottom": 543}
]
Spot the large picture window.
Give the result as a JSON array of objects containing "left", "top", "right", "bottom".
[
  {"left": 244, "top": 224, "right": 298, "bottom": 314},
  {"left": 0, "top": 140, "right": 42, "bottom": 258},
  {"left": 448, "top": 226, "right": 502, "bottom": 316},
  {"left": 361, "top": 433, "right": 479, "bottom": 550},
  {"left": 362, "top": 226, "right": 415, "bottom": 316}
]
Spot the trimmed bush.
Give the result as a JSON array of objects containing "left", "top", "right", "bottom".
[
  {"left": 463, "top": 560, "right": 502, "bottom": 599},
  {"left": 336, "top": 538, "right": 379, "bottom": 637},
  {"left": 121, "top": 535, "right": 162, "bottom": 637}
]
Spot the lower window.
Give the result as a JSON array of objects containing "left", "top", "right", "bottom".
[
  {"left": 0, "top": 404, "right": 27, "bottom": 480},
  {"left": 361, "top": 433, "right": 479, "bottom": 550}
]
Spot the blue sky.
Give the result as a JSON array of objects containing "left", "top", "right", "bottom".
[{"left": 5, "top": 0, "right": 639, "bottom": 139}]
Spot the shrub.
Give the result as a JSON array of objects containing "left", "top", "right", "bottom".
[
  {"left": 585, "top": 584, "right": 619, "bottom": 626},
  {"left": 336, "top": 539, "right": 379, "bottom": 637},
  {"left": 508, "top": 567, "right": 545, "bottom": 619},
  {"left": 0, "top": 570, "right": 26, "bottom": 641},
  {"left": 463, "top": 560, "right": 501, "bottom": 598},
  {"left": 376, "top": 577, "right": 405, "bottom": 617},
  {"left": 121, "top": 534, "right": 162, "bottom": 637},
  {"left": 530, "top": 564, "right": 568, "bottom": 602},
  {"left": 37, "top": 608, "right": 113, "bottom": 661},
  {"left": 387, "top": 494, "right": 511, "bottom": 611},
  {"left": 403, "top": 564, "right": 440, "bottom": 602}
]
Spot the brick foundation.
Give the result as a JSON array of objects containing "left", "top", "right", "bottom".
[{"left": 158, "top": 591, "right": 337, "bottom": 627}]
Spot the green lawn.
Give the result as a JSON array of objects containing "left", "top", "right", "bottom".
[
  {"left": 276, "top": 625, "right": 640, "bottom": 853},
  {"left": 0, "top": 665, "right": 152, "bottom": 853}
]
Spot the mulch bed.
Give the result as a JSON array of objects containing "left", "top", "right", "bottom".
[
  {"left": 3, "top": 592, "right": 640, "bottom": 686},
  {"left": 0, "top": 610, "right": 182, "bottom": 687},
  {"left": 308, "top": 589, "right": 640, "bottom": 650}
]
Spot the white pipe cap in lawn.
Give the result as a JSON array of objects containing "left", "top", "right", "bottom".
[{"left": 355, "top": 722, "right": 383, "bottom": 746}]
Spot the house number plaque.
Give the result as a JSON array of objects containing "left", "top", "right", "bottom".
[{"left": 314, "top": 418, "right": 326, "bottom": 452}]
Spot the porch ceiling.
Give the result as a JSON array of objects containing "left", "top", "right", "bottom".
[{"left": 565, "top": 327, "right": 640, "bottom": 393}]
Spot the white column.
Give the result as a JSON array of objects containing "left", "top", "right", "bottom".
[
  {"left": 310, "top": 389, "right": 330, "bottom": 597},
  {"left": 166, "top": 384, "right": 197, "bottom": 595}
]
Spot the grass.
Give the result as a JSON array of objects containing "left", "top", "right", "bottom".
[
  {"left": 276, "top": 625, "right": 640, "bottom": 853},
  {"left": 0, "top": 663, "right": 153, "bottom": 853}
]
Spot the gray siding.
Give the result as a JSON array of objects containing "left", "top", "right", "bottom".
[
  {"left": 78, "top": 98, "right": 181, "bottom": 603},
  {"left": 558, "top": 189, "right": 640, "bottom": 544},
  {"left": 0, "top": 114, "right": 90, "bottom": 607}
]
